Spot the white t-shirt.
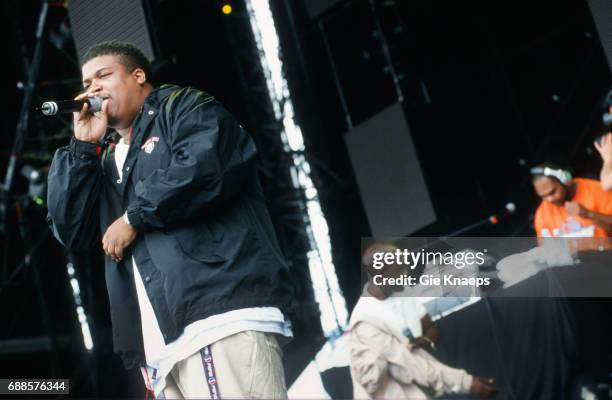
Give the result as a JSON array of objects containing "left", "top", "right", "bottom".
[{"left": 114, "top": 138, "right": 292, "bottom": 395}]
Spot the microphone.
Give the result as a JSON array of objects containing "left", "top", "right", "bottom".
[{"left": 39, "top": 97, "right": 103, "bottom": 116}]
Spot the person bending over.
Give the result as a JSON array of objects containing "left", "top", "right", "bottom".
[{"left": 348, "top": 243, "right": 497, "bottom": 399}]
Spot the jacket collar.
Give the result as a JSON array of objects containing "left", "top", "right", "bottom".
[{"left": 143, "top": 84, "right": 182, "bottom": 110}]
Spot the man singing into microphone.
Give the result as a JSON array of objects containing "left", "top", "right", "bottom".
[{"left": 47, "top": 41, "right": 293, "bottom": 399}]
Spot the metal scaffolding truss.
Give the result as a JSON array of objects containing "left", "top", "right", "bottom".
[
  {"left": 222, "top": 1, "right": 348, "bottom": 336},
  {"left": 225, "top": 17, "right": 310, "bottom": 256}
]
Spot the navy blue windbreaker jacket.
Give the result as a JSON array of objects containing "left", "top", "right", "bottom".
[{"left": 47, "top": 84, "right": 294, "bottom": 368}]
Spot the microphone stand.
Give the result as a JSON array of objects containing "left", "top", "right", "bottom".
[
  {"left": 382, "top": 205, "right": 515, "bottom": 298},
  {"left": 400, "top": 206, "right": 515, "bottom": 252},
  {"left": 441, "top": 214, "right": 503, "bottom": 239}
]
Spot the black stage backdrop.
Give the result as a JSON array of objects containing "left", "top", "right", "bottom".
[
  {"left": 433, "top": 251, "right": 612, "bottom": 399},
  {"left": 435, "top": 298, "right": 578, "bottom": 399}
]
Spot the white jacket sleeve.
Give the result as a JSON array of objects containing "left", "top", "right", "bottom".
[
  {"left": 349, "top": 323, "right": 392, "bottom": 395},
  {"left": 350, "top": 322, "right": 472, "bottom": 396}
]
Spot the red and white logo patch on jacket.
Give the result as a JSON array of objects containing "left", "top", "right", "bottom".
[{"left": 141, "top": 137, "right": 159, "bottom": 154}]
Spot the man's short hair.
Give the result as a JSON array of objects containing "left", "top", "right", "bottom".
[
  {"left": 362, "top": 243, "right": 399, "bottom": 277},
  {"left": 82, "top": 41, "right": 152, "bottom": 83}
]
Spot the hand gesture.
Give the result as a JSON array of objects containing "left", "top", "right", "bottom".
[
  {"left": 565, "top": 201, "right": 588, "bottom": 219},
  {"left": 595, "top": 133, "right": 612, "bottom": 164},
  {"left": 102, "top": 216, "right": 137, "bottom": 262},
  {"left": 73, "top": 92, "right": 109, "bottom": 143},
  {"left": 470, "top": 377, "right": 497, "bottom": 399},
  {"left": 409, "top": 336, "right": 433, "bottom": 351}
]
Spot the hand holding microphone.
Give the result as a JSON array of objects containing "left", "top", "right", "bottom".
[
  {"left": 72, "top": 93, "right": 109, "bottom": 144},
  {"left": 40, "top": 94, "right": 109, "bottom": 143}
]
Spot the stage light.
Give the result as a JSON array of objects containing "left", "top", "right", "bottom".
[
  {"left": 67, "top": 261, "right": 94, "bottom": 351},
  {"left": 245, "top": 0, "right": 348, "bottom": 337},
  {"left": 222, "top": 4, "right": 232, "bottom": 15},
  {"left": 20, "top": 165, "right": 47, "bottom": 204}
]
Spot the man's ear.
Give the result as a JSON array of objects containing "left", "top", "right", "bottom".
[{"left": 132, "top": 68, "right": 147, "bottom": 85}]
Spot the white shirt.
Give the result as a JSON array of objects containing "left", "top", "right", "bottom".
[{"left": 114, "top": 137, "right": 292, "bottom": 395}]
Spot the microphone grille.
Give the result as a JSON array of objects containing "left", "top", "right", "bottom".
[
  {"left": 41, "top": 102, "right": 57, "bottom": 115},
  {"left": 88, "top": 97, "right": 103, "bottom": 113}
]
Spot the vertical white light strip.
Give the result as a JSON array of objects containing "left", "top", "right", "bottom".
[
  {"left": 66, "top": 262, "right": 94, "bottom": 351},
  {"left": 245, "top": 0, "right": 348, "bottom": 336}
]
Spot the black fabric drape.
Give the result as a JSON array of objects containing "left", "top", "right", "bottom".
[{"left": 433, "top": 250, "right": 612, "bottom": 399}]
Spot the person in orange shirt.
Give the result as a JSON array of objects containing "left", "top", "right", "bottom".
[{"left": 531, "top": 163, "right": 612, "bottom": 238}]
